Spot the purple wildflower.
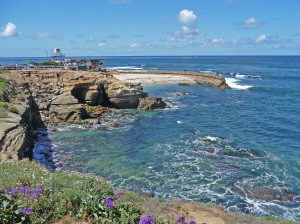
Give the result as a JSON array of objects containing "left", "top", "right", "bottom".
[
  {"left": 9, "top": 187, "right": 19, "bottom": 195},
  {"left": 23, "top": 208, "right": 33, "bottom": 214},
  {"left": 19, "top": 186, "right": 32, "bottom": 196},
  {"left": 189, "top": 221, "right": 197, "bottom": 224},
  {"left": 18, "top": 207, "right": 33, "bottom": 214},
  {"left": 139, "top": 215, "right": 156, "bottom": 224},
  {"left": 177, "top": 216, "right": 185, "bottom": 223},
  {"left": 104, "top": 198, "right": 114, "bottom": 209},
  {"left": 116, "top": 192, "right": 124, "bottom": 197}
]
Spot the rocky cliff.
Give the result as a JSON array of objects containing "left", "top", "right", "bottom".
[
  {"left": 0, "top": 70, "right": 166, "bottom": 161},
  {"left": 0, "top": 81, "right": 34, "bottom": 161}
]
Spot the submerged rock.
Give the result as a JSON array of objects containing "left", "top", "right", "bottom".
[
  {"left": 178, "top": 83, "right": 190, "bottom": 86},
  {"left": 110, "top": 121, "right": 118, "bottom": 127},
  {"left": 137, "top": 97, "right": 166, "bottom": 111}
]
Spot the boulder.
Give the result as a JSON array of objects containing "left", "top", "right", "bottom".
[
  {"left": 110, "top": 121, "right": 118, "bottom": 127},
  {"left": 106, "top": 82, "right": 145, "bottom": 108},
  {"left": 137, "top": 97, "right": 166, "bottom": 111},
  {"left": 50, "top": 104, "right": 88, "bottom": 123},
  {"left": 70, "top": 83, "right": 104, "bottom": 106},
  {"left": 51, "top": 92, "right": 78, "bottom": 105}
]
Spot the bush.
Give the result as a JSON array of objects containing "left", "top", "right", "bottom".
[
  {"left": 0, "top": 102, "right": 8, "bottom": 108},
  {"left": 8, "top": 106, "right": 18, "bottom": 114},
  {"left": 0, "top": 191, "right": 31, "bottom": 224}
]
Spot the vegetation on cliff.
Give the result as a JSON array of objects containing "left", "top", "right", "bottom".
[{"left": 0, "top": 161, "right": 297, "bottom": 224}]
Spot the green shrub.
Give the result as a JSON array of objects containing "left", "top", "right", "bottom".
[
  {"left": 8, "top": 106, "right": 18, "bottom": 114},
  {"left": 0, "top": 191, "right": 31, "bottom": 224},
  {"left": 0, "top": 102, "right": 8, "bottom": 108}
]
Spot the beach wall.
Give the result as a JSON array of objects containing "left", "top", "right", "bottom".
[{"left": 192, "top": 74, "right": 230, "bottom": 89}]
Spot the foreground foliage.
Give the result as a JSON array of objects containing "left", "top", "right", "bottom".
[{"left": 0, "top": 160, "right": 298, "bottom": 224}]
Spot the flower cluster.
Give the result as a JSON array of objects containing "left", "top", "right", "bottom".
[
  {"left": 104, "top": 198, "right": 114, "bottom": 209},
  {"left": 139, "top": 215, "right": 156, "bottom": 224},
  {"left": 18, "top": 207, "right": 33, "bottom": 214},
  {"left": 8, "top": 185, "right": 43, "bottom": 201},
  {"left": 177, "top": 216, "right": 199, "bottom": 224},
  {"left": 116, "top": 192, "right": 124, "bottom": 197}
]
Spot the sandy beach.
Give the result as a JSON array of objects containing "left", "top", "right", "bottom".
[{"left": 112, "top": 72, "right": 197, "bottom": 85}]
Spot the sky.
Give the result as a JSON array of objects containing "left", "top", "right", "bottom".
[{"left": 1, "top": 0, "right": 300, "bottom": 56}]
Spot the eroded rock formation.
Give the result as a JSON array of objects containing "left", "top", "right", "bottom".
[{"left": 0, "top": 70, "right": 166, "bottom": 161}]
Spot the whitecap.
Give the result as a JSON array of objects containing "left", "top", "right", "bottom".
[
  {"left": 225, "top": 78, "right": 253, "bottom": 90},
  {"left": 203, "top": 136, "right": 219, "bottom": 141},
  {"left": 107, "top": 66, "right": 144, "bottom": 71}
]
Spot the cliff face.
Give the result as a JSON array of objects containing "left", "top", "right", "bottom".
[
  {"left": 0, "top": 82, "right": 34, "bottom": 161},
  {"left": 0, "top": 70, "right": 154, "bottom": 161},
  {"left": 1, "top": 70, "right": 151, "bottom": 125}
]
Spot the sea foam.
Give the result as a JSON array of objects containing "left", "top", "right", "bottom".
[{"left": 225, "top": 78, "right": 253, "bottom": 90}]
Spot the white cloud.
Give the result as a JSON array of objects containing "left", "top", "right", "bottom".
[
  {"left": 243, "top": 17, "right": 262, "bottom": 28},
  {"left": 165, "top": 26, "right": 204, "bottom": 42},
  {"left": 0, "top": 22, "right": 21, "bottom": 37},
  {"left": 256, "top": 34, "right": 267, "bottom": 43},
  {"left": 36, "top": 33, "right": 57, "bottom": 39},
  {"left": 130, "top": 43, "right": 139, "bottom": 48},
  {"left": 97, "top": 42, "right": 107, "bottom": 47},
  {"left": 179, "top": 9, "right": 197, "bottom": 25},
  {"left": 202, "top": 38, "right": 227, "bottom": 47},
  {"left": 164, "top": 9, "right": 204, "bottom": 42},
  {"left": 211, "top": 38, "right": 226, "bottom": 44}
]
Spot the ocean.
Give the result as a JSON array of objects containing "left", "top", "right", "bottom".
[{"left": 3, "top": 56, "right": 299, "bottom": 221}]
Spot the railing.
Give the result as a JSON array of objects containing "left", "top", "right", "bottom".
[{"left": 0, "top": 65, "right": 65, "bottom": 70}]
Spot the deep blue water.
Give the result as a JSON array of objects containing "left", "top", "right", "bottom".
[{"left": 6, "top": 56, "right": 299, "bottom": 221}]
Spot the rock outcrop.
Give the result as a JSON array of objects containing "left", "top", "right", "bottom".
[
  {"left": 106, "top": 81, "right": 146, "bottom": 108},
  {"left": 138, "top": 97, "right": 166, "bottom": 111},
  {"left": 1, "top": 70, "right": 150, "bottom": 125}
]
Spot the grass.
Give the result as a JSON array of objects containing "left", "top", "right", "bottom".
[
  {"left": 7, "top": 106, "right": 18, "bottom": 114},
  {"left": 0, "top": 161, "right": 298, "bottom": 224},
  {"left": 0, "top": 77, "right": 6, "bottom": 88}
]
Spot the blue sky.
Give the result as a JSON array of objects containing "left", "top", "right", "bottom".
[{"left": 1, "top": 0, "right": 300, "bottom": 56}]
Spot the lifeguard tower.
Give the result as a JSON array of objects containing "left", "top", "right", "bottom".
[{"left": 49, "top": 48, "right": 65, "bottom": 62}]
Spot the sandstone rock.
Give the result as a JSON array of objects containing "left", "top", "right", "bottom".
[
  {"left": 137, "top": 97, "right": 166, "bottom": 111},
  {"left": 178, "top": 83, "right": 190, "bottom": 86},
  {"left": 71, "top": 83, "right": 104, "bottom": 106},
  {"left": 106, "top": 82, "right": 145, "bottom": 108},
  {"left": 110, "top": 121, "right": 118, "bottom": 127},
  {"left": 0, "top": 101, "right": 34, "bottom": 161},
  {"left": 51, "top": 92, "right": 78, "bottom": 105},
  {"left": 50, "top": 104, "right": 87, "bottom": 123}
]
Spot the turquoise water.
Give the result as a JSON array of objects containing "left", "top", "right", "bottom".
[{"left": 29, "top": 56, "right": 300, "bottom": 221}]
